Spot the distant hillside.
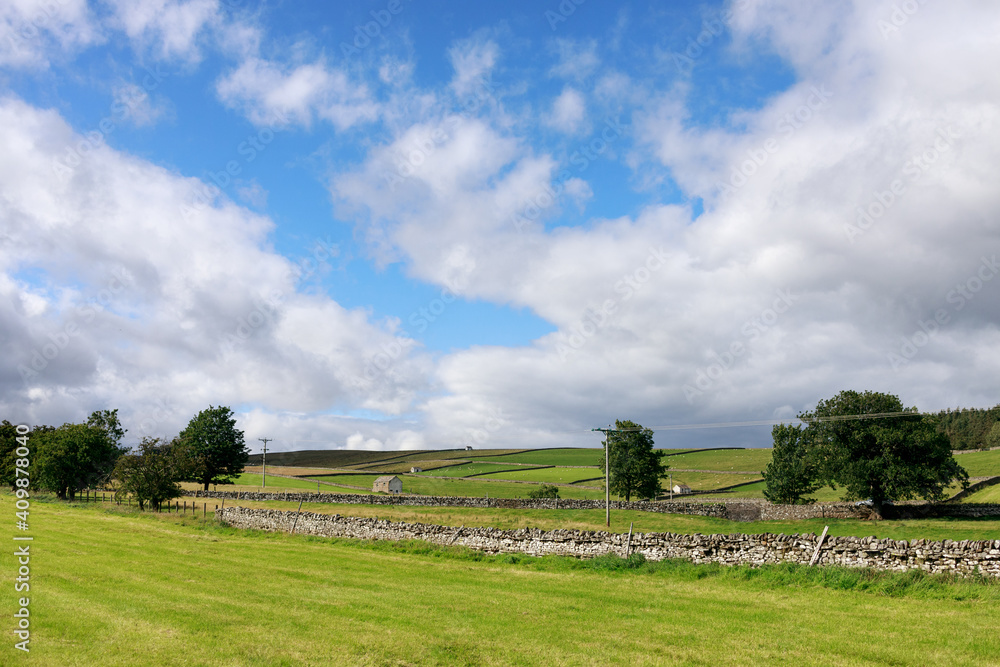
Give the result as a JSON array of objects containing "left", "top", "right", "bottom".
[{"left": 247, "top": 448, "right": 509, "bottom": 469}]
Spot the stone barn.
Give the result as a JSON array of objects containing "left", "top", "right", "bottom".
[
  {"left": 672, "top": 483, "right": 692, "bottom": 495},
  {"left": 373, "top": 475, "right": 403, "bottom": 494},
  {"left": 410, "top": 467, "right": 423, "bottom": 473}
]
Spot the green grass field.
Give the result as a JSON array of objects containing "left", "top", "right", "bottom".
[
  {"left": 309, "top": 473, "right": 609, "bottom": 500},
  {"left": 664, "top": 448, "right": 773, "bottom": 472},
  {"left": 953, "top": 448, "right": 1000, "bottom": 476},
  {"left": 963, "top": 482, "right": 1000, "bottom": 503},
  {"left": 5, "top": 496, "right": 1000, "bottom": 666},
  {"left": 478, "top": 466, "right": 602, "bottom": 484},
  {"left": 414, "top": 461, "right": 536, "bottom": 477},
  {"left": 237, "top": 447, "right": 1000, "bottom": 505},
  {"left": 664, "top": 471, "right": 762, "bottom": 490},
  {"left": 474, "top": 447, "right": 605, "bottom": 466}
]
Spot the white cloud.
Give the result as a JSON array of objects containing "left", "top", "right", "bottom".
[
  {"left": 216, "top": 56, "right": 379, "bottom": 129},
  {"left": 111, "top": 82, "right": 170, "bottom": 127},
  {"left": 104, "top": 0, "right": 220, "bottom": 63},
  {"left": 0, "top": 96, "right": 428, "bottom": 442},
  {"left": 330, "top": 0, "right": 1000, "bottom": 447},
  {"left": 0, "top": 0, "right": 99, "bottom": 68},
  {"left": 447, "top": 36, "right": 499, "bottom": 98},
  {"left": 545, "top": 87, "right": 586, "bottom": 134},
  {"left": 548, "top": 38, "right": 599, "bottom": 80}
]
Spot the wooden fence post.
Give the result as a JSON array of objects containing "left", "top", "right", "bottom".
[
  {"left": 810, "top": 526, "right": 830, "bottom": 566},
  {"left": 289, "top": 499, "right": 304, "bottom": 535}
]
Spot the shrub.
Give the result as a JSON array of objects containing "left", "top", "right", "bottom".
[{"left": 527, "top": 484, "right": 560, "bottom": 499}]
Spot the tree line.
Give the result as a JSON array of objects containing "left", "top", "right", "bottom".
[
  {"left": 928, "top": 404, "right": 1000, "bottom": 450},
  {"left": 1, "top": 406, "right": 248, "bottom": 510},
  {"left": 763, "top": 390, "right": 970, "bottom": 516}
]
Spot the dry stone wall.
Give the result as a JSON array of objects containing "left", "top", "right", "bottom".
[
  {"left": 192, "top": 490, "right": 1000, "bottom": 521},
  {"left": 217, "top": 506, "right": 1000, "bottom": 577},
  {"left": 192, "top": 490, "right": 731, "bottom": 518}
]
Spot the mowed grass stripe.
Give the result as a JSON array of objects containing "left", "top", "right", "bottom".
[{"left": 5, "top": 497, "right": 1000, "bottom": 666}]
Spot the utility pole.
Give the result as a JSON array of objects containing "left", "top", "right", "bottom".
[
  {"left": 592, "top": 424, "right": 643, "bottom": 528},
  {"left": 258, "top": 438, "right": 272, "bottom": 488},
  {"left": 592, "top": 424, "right": 615, "bottom": 528}
]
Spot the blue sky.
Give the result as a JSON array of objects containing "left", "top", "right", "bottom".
[{"left": 2, "top": 0, "right": 999, "bottom": 452}]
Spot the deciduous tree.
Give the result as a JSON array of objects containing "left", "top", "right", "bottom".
[
  {"left": 600, "top": 420, "right": 667, "bottom": 502},
  {"left": 179, "top": 406, "right": 248, "bottom": 490},
  {"left": 804, "top": 390, "right": 968, "bottom": 517},
  {"left": 113, "top": 437, "right": 188, "bottom": 510},
  {"left": 762, "top": 423, "right": 820, "bottom": 504},
  {"left": 34, "top": 410, "right": 127, "bottom": 500}
]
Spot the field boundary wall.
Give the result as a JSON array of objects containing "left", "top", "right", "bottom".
[
  {"left": 190, "top": 490, "right": 1000, "bottom": 521},
  {"left": 217, "top": 507, "right": 1000, "bottom": 578}
]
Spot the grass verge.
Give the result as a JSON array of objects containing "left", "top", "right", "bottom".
[{"left": 4, "top": 495, "right": 1000, "bottom": 666}]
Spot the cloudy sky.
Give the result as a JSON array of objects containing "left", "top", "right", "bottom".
[{"left": 2, "top": 0, "right": 999, "bottom": 453}]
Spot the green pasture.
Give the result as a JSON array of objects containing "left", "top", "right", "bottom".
[
  {"left": 665, "top": 471, "right": 762, "bottom": 490},
  {"left": 178, "top": 476, "right": 377, "bottom": 496},
  {"left": 664, "top": 448, "right": 773, "bottom": 472},
  {"left": 479, "top": 466, "right": 602, "bottom": 484},
  {"left": 5, "top": 497, "right": 1000, "bottom": 666},
  {"left": 963, "top": 482, "right": 1000, "bottom": 503},
  {"left": 309, "top": 473, "right": 609, "bottom": 500},
  {"left": 953, "top": 448, "right": 1000, "bottom": 476},
  {"left": 352, "top": 459, "right": 469, "bottom": 473},
  {"left": 230, "top": 472, "right": 336, "bottom": 491},
  {"left": 246, "top": 449, "right": 409, "bottom": 469},
  {"left": 414, "top": 461, "right": 534, "bottom": 477},
  {"left": 475, "top": 447, "right": 605, "bottom": 466}
]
